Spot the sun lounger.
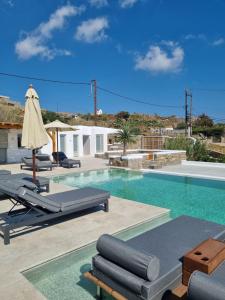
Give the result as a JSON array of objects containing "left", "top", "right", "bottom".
[
  {"left": 0, "top": 185, "right": 109, "bottom": 245},
  {"left": 187, "top": 261, "right": 225, "bottom": 300},
  {"left": 87, "top": 216, "right": 225, "bottom": 300},
  {"left": 0, "top": 171, "right": 50, "bottom": 193},
  {"left": 20, "top": 157, "right": 53, "bottom": 171},
  {"left": 52, "top": 152, "right": 81, "bottom": 168}
]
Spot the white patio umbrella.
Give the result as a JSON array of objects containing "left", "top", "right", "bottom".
[
  {"left": 44, "top": 120, "right": 76, "bottom": 164},
  {"left": 22, "top": 84, "right": 49, "bottom": 182}
]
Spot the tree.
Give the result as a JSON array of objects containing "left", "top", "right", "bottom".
[
  {"left": 116, "top": 123, "right": 137, "bottom": 155},
  {"left": 115, "top": 111, "right": 130, "bottom": 121},
  {"left": 194, "top": 114, "right": 214, "bottom": 128}
]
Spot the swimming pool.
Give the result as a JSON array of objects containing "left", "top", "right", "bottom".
[{"left": 52, "top": 168, "right": 225, "bottom": 224}]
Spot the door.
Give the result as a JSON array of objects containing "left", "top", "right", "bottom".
[
  {"left": 83, "top": 135, "right": 90, "bottom": 155},
  {"left": 96, "top": 134, "right": 104, "bottom": 153},
  {"left": 60, "top": 134, "right": 66, "bottom": 153},
  {"left": 0, "top": 149, "right": 6, "bottom": 163},
  {"left": 73, "top": 135, "right": 79, "bottom": 157}
]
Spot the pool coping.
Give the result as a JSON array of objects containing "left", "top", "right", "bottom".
[{"left": 141, "top": 169, "right": 225, "bottom": 182}]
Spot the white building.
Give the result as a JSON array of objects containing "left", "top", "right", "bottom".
[
  {"left": 41, "top": 125, "right": 118, "bottom": 158},
  {"left": 0, "top": 124, "right": 31, "bottom": 164}
]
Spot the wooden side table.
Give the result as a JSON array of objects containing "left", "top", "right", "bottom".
[
  {"left": 183, "top": 238, "right": 225, "bottom": 285},
  {"left": 170, "top": 238, "right": 225, "bottom": 299}
]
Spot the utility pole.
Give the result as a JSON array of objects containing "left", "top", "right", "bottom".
[
  {"left": 185, "top": 89, "right": 188, "bottom": 136},
  {"left": 184, "top": 89, "right": 193, "bottom": 137},
  {"left": 91, "top": 80, "right": 97, "bottom": 125}
]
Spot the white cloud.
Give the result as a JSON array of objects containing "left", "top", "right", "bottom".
[
  {"left": 213, "top": 38, "right": 224, "bottom": 46},
  {"left": 184, "top": 34, "right": 206, "bottom": 41},
  {"left": 135, "top": 41, "right": 184, "bottom": 74},
  {"left": 89, "top": 0, "right": 108, "bottom": 8},
  {"left": 15, "top": 4, "right": 85, "bottom": 60},
  {"left": 119, "top": 0, "right": 138, "bottom": 8},
  {"left": 75, "top": 17, "right": 109, "bottom": 43}
]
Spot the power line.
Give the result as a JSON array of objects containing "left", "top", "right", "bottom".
[
  {"left": 0, "top": 72, "right": 90, "bottom": 86},
  {"left": 97, "top": 85, "right": 183, "bottom": 109},
  {"left": 0, "top": 71, "right": 183, "bottom": 109}
]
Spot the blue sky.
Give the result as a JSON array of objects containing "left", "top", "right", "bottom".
[{"left": 0, "top": 0, "right": 225, "bottom": 119}]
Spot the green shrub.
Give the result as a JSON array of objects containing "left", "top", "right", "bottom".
[{"left": 164, "top": 136, "right": 210, "bottom": 162}]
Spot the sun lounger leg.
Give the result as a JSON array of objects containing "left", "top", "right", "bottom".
[
  {"left": 104, "top": 200, "right": 109, "bottom": 212},
  {"left": 3, "top": 227, "right": 10, "bottom": 245},
  {"left": 97, "top": 286, "right": 103, "bottom": 300},
  {"left": 46, "top": 183, "right": 50, "bottom": 193}
]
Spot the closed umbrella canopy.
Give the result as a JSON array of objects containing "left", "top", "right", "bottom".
[
  {"left": 22, "top": 84, "right": 49, "bottom": 182},
  {"left": 22, "top": 85, "right": 49, "bottom": 149}
]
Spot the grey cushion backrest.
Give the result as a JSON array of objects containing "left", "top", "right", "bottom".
[
  {"left": 188, "top": 271, "right": 225, "bottom": 300},
  {"left": 18, "top": 187, "right": 60, "bottom": 212},
  {"left": 93, "top": 255, "right": 145, "bottom": 295},
  {"left": 96, "top": 234, "right": 160, "bottom": 281},
  {"left": 0, "top": 182, "right": 20, "bottom": 198},
  {"left": 23, "top": 158, "right": 33, "bottom": 165}
]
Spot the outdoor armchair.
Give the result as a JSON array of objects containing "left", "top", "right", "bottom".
[{"left": 52, "top": 152, "right": 81, "bottom": 168}]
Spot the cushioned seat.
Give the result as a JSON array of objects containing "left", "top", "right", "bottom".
[
  {"left": 92, "top": 216, "right": 225, "bottom": 300},
  {"left": 18, "top": 187, "right": 110, "bottom": 212}
]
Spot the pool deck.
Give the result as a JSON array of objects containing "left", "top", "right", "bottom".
[
  {"left": 0, "top": 158, "right": 170, "bottom": 300},
  {"left": 148, "top": 163, "right": 225, "bottom": 181}
]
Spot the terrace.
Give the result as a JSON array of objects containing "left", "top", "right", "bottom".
[{"left": 0, "top": 157, "right": 170, "bottom": 299}]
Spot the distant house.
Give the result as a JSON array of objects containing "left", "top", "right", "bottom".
[
  {"left": 0, "top": 122, "right": 31, "bottom": 163},
  {"left": 96, "top": 109, "right": 103, "bottom": 115},
  {"left": 42, "top": 125, "right": 118, "bottom": 158}
]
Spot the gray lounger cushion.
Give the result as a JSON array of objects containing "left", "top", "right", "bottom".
[
  {"left": 93, "top": 255, "right": 146, "bottom": 294},
  {"left": 18, "top": 187, "right": 109, "bottom": 213},
  {"left": 0, "top": 180, "right": 37, "bottom": 198},
  {"left": 93, "top": 216, "right": 225, "bottom": 300},
  {"left": 97, "top": 234, "right": 160, "bottom": 281},
  {"left": 188, "top": 269, "right": 225, "bottom": 300}
]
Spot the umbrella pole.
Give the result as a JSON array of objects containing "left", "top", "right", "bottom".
[
  {"left": 56, "top": 128, "right": 59, "bottom": 166},
  {"left": 32, "top": 149, "right": 36, "bottom": 183}
]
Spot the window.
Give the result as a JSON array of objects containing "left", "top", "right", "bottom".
[
  {"left": 96, "top": 134, "right": 104, "bottom": 153},
  {"left": 60, "top": 134, "right": 66, "bottom": 153},
  {"left": 17, "top": 134, "right": 22, "bottom": 148},
  {"left": 73, "top": 135, "right": 79, "bottom": 156}
]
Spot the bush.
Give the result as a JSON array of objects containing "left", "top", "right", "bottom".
[{"left": 164, "top": 136, "right": 209, "bottom": 162}]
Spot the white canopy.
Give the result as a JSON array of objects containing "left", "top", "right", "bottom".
[
  {"left": 45, "top": 120, "right": 75, "bottom": 132},
  {"left": 22, "top": 85, "right": 48, "bottom": 149}
]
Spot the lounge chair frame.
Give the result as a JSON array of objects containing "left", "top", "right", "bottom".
[
  {"left": 0, "top": 194, "right": 109, "bottom": 245},
  {"left": 84, "top": 271, "right": 127, "bottom": 300}
]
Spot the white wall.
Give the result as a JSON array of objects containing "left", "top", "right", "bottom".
[
  {"left": 7, "top": 129, "right": 31, "bottom": 163},
  {"left": 41, "top": 125, "right": 118, "bottom": 158}
]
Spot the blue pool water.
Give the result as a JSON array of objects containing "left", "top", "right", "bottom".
[{"left": 53, "top": 168, "right": 225, "bottom": 224}]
